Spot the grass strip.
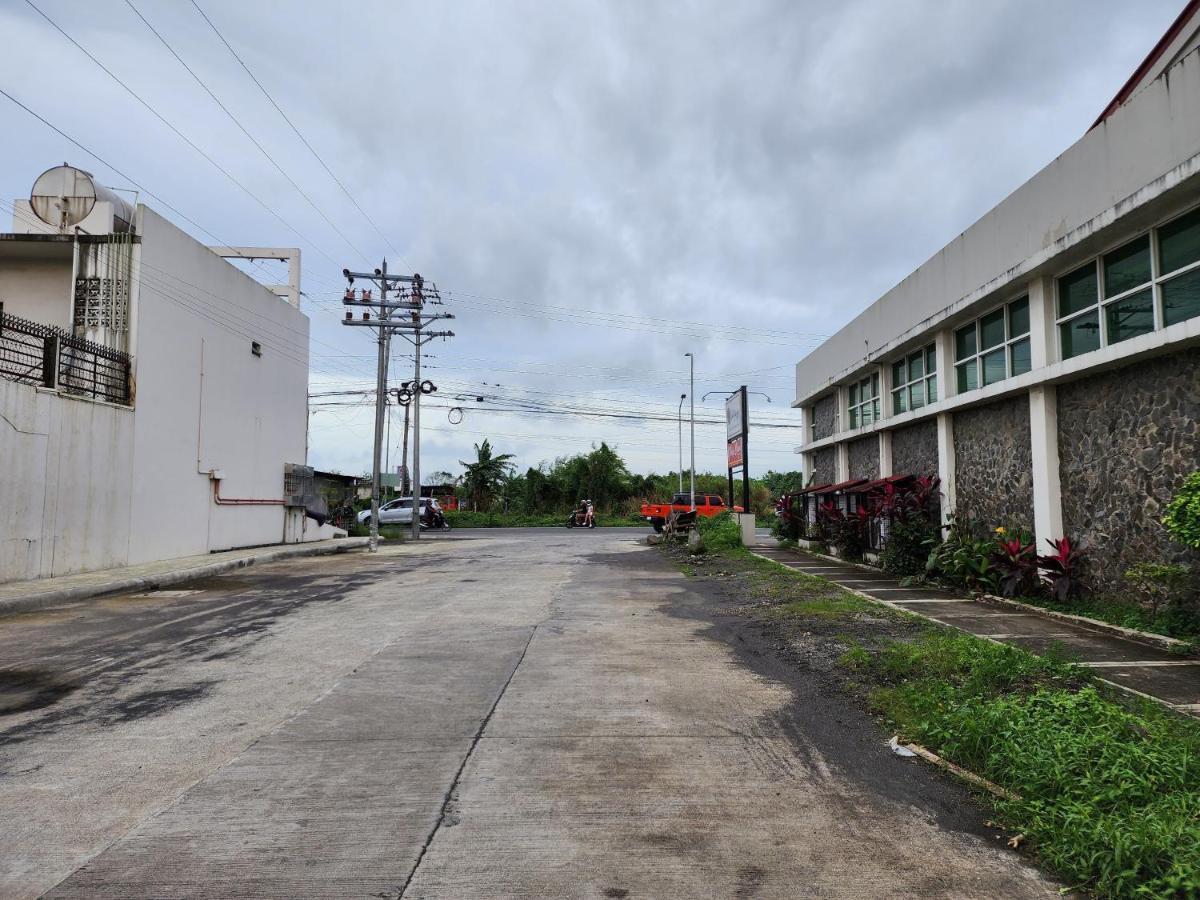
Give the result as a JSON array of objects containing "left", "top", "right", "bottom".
[{"left": 666, "top": 538, "right": 1200, "bottom": 898}]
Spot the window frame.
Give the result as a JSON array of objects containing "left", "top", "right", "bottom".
[
  {"left": 890, "top": 344, "right": 937, "bottom": 415},
  {"left": 953, "top": 294, "right": 1031, "bottom": 394},
  {"left": 846, "top": 372, "right": 880, "bottom": 430},
  {"left": 1054, "top": 204, "right": 1200, "bottom": 360}
]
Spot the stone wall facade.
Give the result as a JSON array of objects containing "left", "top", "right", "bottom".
[
  {"left": 953, "top": 396, "right": 1034, "bottom": 532},
  {"left": 1057, "top": 347, "right": 1200, "bottom": 593},
  {"left": 847, "top": 436, "right": 879, "bottom": 481},
  {"left": 890, "top": 420, "right": 938, "bottom": 478},
  {"left": 812, "top": 447, "right": 837, "bottom": 486},
  {"left": 812, "top": 394, "right": 838, "bottom": 441}
]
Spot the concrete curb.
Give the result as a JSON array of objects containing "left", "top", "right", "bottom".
[
  {"left": 749, "top": 548, "right": 1199, "bottom": 720},
  {"left": 764, "top": 541, "right": 1193, "bottom": 654},
  {"left": 0, "top": 539, "right": 371, "bottom": 618}
]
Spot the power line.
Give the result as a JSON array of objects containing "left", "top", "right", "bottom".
[
  {"left": 188, "top": 0, "right": 412, "bottom": 271},
  {"left": 21, "top": 0, "right": 340, "bottom": 268},
  {"left": 123, "top": 0, "right": 371, "bottom": 264}
]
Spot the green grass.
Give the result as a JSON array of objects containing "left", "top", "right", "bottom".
[
  {"left": 665, "top": 539, "right": 1200, "bottom": 897},
  {"left": 765, "top": 595, "right": 881, "bottom": 621},
  {"left": 860, "top": 632, "right": 1200, "bottom": 897}
]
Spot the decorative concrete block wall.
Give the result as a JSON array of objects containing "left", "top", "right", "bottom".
[
  {"left": 813, "top": 447, "right": 837, "bottom": 485},
  {"left": 847, "top": 436, "right": 879, "bottom": 481},
  {"left": 812, "top": 394, "right": 838, "bottom": 441},
  {"left": 1057, "top": 347, "right": 1200, "bottom": 593},
  {"left": 890, "top": 420, "right": 938, "bottom": 477},
  {"left": 953, "top": 396, "right": 1034, "bottom": 531}
]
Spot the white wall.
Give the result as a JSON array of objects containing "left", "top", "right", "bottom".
[
  {"left": 126, "top": 207, "right": 310, "bottom": 562},
  {"left": 796, "top": 47, "right": 1200, "bottom": 405},
  {"left": 0, "top": 239, "right": 74, "bottom": 329},
  {"left": 0, "top": 378, "right": 134, "bottom": 581}
]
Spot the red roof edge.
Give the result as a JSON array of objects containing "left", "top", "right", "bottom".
[{"left": 1090, "top": 0, "right": 1200, "bottom": 131}]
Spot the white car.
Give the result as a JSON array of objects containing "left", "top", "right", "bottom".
[{"left": 357, "top": 496, "right": 441, "bottom": 526}]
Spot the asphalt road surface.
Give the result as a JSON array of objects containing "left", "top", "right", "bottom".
[{"left": 0, "top": 528, "right": 1058, "bottom": 898}]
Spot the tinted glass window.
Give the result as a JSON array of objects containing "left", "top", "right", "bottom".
[
  {"left": 1010, "top": 338, "right": 1031, "bottom": 376},
  {"left": 1159, "top": 207, "right": 1200, "bottom": 275},
  {"left": 1060, "top": 311, "right": 1101, "bottom": 359},
  {"left": 1105, "top": 289, "right": 1154, "bottom": 344},
  {"left": 1163, "top": 268, "right": 1200, "bottom": 327},
  {"left": 979, "top": 308, "right": 1005, "bottom": 350},
  {"left": 1007, "top": 297, "right": 1030, "bottom": 337},
  {"left": 954, "top": 324, "right": 976, "bottom": 361},
  {"left": 1103, "top": 235, "right": 1151, "bottom": 297},
  {"left": 1058, "top": 263, "right": 1098, "bottom": 317}
]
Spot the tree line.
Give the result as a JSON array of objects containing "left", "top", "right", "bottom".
[{"left": 442, "top": 438, "right": 805, "bottom": 517}]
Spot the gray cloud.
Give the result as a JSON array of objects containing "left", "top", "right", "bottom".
[{"left": 0, "top": 0, "right": 1184, "bottom": 478}]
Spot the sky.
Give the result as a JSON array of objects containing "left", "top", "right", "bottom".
[{"left": 0, "top": 0, "right": 1186, "bottom": 483}]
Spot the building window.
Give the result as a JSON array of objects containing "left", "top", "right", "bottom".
[
  {"left": 891, "top": 345, "right": 937, "bottom": 414},
  {"left": 953, "top": 296, "right": 1030, "bottom": 393},
  {"left": 1056, "top": 207, "right": 1200, "bottom": 360},
  {"left": 1160, "top": 206, "right": 1200, "bottom": 328},
  {"left": 847, "top": 373, "right": 879, "bottom": 429}
]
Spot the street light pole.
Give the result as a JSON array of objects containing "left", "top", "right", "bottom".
[
  {"left": 685, "top": 352, "right": 695, "bottom": 511},
  {"left": 677, "top": 392, "right": 686, "bottom": 493}
]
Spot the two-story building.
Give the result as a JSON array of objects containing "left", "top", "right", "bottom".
[
  {"left": 795, "top": 3, "right": 1200, "bottom": 590},
  {"left": 0, "top": 164, "right": 338, "bottom": 584}
]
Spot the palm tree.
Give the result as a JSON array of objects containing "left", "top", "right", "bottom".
[{"left": 459, "top": 439, "right": 516, "bottom": 511}]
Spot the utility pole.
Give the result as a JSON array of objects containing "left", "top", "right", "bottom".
[
  {"left": 685, "top": 352, "right": 695, "bottom": 511},
  {"left": 677, "top": 393, "right": 686, "bottom": 493},
  {"left": 341, "top": 263, "right": 453, "bottom": 551},
  {"left": 399, "top": 397, "right": 411, "bottom": 495},
  {"left": 410, "top": 276, "right": 424, "bottom": 542}
]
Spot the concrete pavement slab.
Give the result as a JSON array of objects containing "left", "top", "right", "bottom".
[{"left": 5, "top": 531, "right": 1060, "bottom": 898}]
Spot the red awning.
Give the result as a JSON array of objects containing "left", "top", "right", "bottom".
[
  {"left": 852, "top": 474, "right": 914, "bottom": 493},
  {"left": 812, "top": 478, "right": 869, "bottom": 496}
]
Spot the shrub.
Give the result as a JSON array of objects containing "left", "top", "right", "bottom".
[
  {"left": 989, "top": 528, "right": 1038, "bottom": 597},
  {"left": 926, "top": 517, "right": 997, "bottom": 592},
  {"left": 1164, "top": 472, "right": 1200, "bottom": 550},
  {"left": 696, "top": 511, "right": 742, "bottom": 553},
  {"left": 1037, "top": 537, "right": 1086, "bottom": 602},
  {"left": 819, "top": 501, "right": 869, "bottom": 560},
  {"left": 1125, "top": 562, "right": 1193, "bottom": 618},
  {"left": 879, "top": 517, "right": 937, "bottom": 577}
]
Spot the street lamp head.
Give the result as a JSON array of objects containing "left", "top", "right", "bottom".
[{"left": 680, "top": 392, "right": 686, "bottom": 399}]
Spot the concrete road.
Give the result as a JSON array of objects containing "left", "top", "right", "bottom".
[{"left": 0, "top": 528, "right": 1057, "bottom": 898}]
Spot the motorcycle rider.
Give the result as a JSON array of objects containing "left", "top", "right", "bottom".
[{"left": 584, "top": 499, "right": 595, "bottom": 528}]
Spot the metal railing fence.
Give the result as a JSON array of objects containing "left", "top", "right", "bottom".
[{"left": 0, "top": 305, "right": 131, "bottom": 404}]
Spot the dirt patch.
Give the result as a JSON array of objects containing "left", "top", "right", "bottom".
[
  {"left": 602, "top": 544, "right": 1015, "bottom": 852},
  {"left": 0, "top": 669, "right": 80, "bottom": 715},
  {"left": 106, "top": 683, "right": 216, "bottom": 723}
]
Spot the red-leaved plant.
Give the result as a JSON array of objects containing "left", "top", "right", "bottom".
[
  {"left": 990, "top": 531, "right": 1038, "bottom": 597},
  {"left": 1037, "top": 537, "right": 1086, "bottom": 602}
]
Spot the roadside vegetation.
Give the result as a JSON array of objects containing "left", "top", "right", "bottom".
[
  {"left": 364, "top": 438, "right": 803, "bottom": 522},
  {"left": 665, "top": 518, "right": 1200, "bottom": 898},
  {"left": 775, "top": 473, "right": 1200, "bottom": 644}
]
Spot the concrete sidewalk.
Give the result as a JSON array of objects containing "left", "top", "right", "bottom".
[
  {"left": 0, "top": 538, "right": 370, "bottom": 617},
  {"left": 754, "top": 545, "right": 1200, "bottom": 719}
]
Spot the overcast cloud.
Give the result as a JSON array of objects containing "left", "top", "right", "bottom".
[{"left": 0, "top": 0, "right": 1184, "bottom": 480}]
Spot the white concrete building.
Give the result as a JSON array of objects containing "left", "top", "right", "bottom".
[
  {"left": 0, "top": 165, "right": 336, "bottom": 584},
  {"left": 794, "top": 3, "right": 1200, "bottom": 590}
]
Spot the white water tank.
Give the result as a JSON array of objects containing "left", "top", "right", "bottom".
[{"left": 29, "top": 164, "right": 133, "bottom": 232}]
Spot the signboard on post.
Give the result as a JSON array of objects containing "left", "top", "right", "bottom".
[
  {"left": 724, "top": 385, "right": 749, "bottom": 514},
  {"left": 725, "top": 392, "right": 744, "bottom": 442},
  {"left": 727, "top": 436, "right": 744, "bottom": 468}
]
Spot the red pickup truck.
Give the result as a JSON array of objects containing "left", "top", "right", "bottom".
[{"left": 640, "top": 492, "right": 741, "bottom": 532}]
